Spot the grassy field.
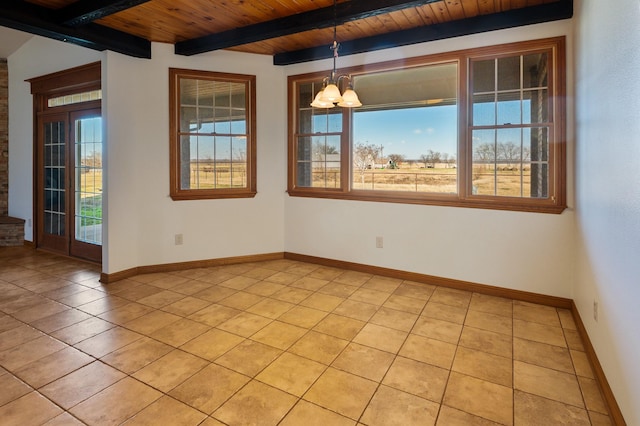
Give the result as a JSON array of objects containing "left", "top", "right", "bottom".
[{"left": 312, "top": 164, "right": 534, "bottom": 197}]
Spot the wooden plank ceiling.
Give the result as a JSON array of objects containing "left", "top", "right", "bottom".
[{"left": 0, "top": 0, "right": 572, "bottom": 63}]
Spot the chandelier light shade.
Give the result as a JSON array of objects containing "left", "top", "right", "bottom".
[{"left": 310, "top": 1, "right": 362, "bottom": 109}]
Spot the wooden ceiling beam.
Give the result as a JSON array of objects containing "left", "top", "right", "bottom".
[
  {"left": 57, "top": 0, "right": 152, "bottom": 27},
  {"left": 0, "top": 0, "right": 151, "bottom": 58},
  {"left": 273, "top": 0, "right": 574, "bottom": 65},
  {"left": 175, "top": 0, "right": 441, "bottom": 56}
]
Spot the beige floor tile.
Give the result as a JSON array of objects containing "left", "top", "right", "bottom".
[
  {"left": 578, "top": 376, "right": 608, "bottom": 414},
  {"left": 280, "top": 400, "right": 356, "bottom": 426},
  {"left": 132, "top": 349, "right": 208, "bottom": 392},
  {"left": 40, "top": 361, "right": 126, "bottom": 409},
  {"left": 162, "top": 296, "right": 211, "bottom": 316},
  {"left": 289, "top": 330, "right": 349, "bottom": 364},
  {"left": 122, "top": 395, "right": 207, "bottom": 425},
  {"left": 349, "top": 287, "right": 390, "bottom": 306},
  {"left": 215, "top": 339, "right": 281, "bottom": 376},
  {"left": 0, "top": 314, "right": 23, "bottom": 333},
  {"left": 180, "top": 328, "right": 244, "bottom": 361},
  {"left": 304, "top": 367, "right": 378, "bottom": 420},
  {"left": 571, "top": 349, "right": 595, "bottom": 378},
  {"left": 244, "top": 281, "right": 286, "bottom": 297},
  {"left": 468, "top": 293, "right": 513, "bottom": 317},
  {"left": 250, "top": 320, "right": 307, "bottom": 350},
  {"left": 361, "top": 385, "right": 440, "bottom": 426},
  {"left": 459, "top": 326, "right": 513, "bottom": 358},
  {"left": 464, "top": 309, "right": 512, "bottom": 335},
  {"left": 313, "top": 313, "right": 366, "bottom": 340},
  {"left": 32, "top": 308, "right": 93, "bottom": 333},
  {"left": 382, "top": 294, "right": 427, "bottom": 315},
  {"left": 352, "top": 322, "right": 408, "bottom": 353},
  {"left": 422, "top": 301, "right": 467, "bottom": 324},
  {"left": 318, "top": 281, "right": 359, "bottom": 298},
  {"left": 56, "top": 288, "right": 107, "bottom": 308},
  {"left": 149, "top": 318, "right": 210, "bottom": 347},
  {"left": 44, "top": 412, "right": 87, "bottom": 425},
  {"left": 187, "top": 303, "right": 241, "bottom": 328},
  {"left": 77, "top": 295, "right": 130, "bottom": 316},
  {"left": 12, "top": 299, "right": 68, "bottom": 323},
  {"left": 564, "top": 329, "right": 586, "bottom": 351},
  {"left": 361, "top": 276, "right": 402, "bottom": 293},
  {"left": 412, "top": 316, "right": 463, "bottom": 344},
  {"left": 513, "top": 337, "right": 574, "bottom": 373},
  {"left": 333, "top": 270, "right": 372, "bottom": 287},
  {"left": 217, "top": 291, "right": 263, "bottom": 310},
  {"left": 0, "top": 391, "right": 63, "bottom": 425},
  {"left": 217, "top": 311, "right": 272, "bottom": 337},
  {"left": 443, "top": 372, "right": 513, "bottom": 425},
  {"left": 70, "top": 377, "right": 162, "bottom": 425},
  {"left": 256, "top": 352, "right": 326, "bottom": 396},
  {"left": 195, "top": 272, "right": 236, "bottom": 286},
  {"left": 513, "top": 301, "right": 561, "bottom": 327},
  {"left": 116, "top": 284, "right": 164, "bottom": 302},
  {"left": 393, "top": 281, "right": 435, "bottom": 300},
  {"left": 558, "top": 308, "right": 578, "bottom": 330},
  {"left": 147, "top": 275, "right": 191, "bottom": 290},
  {"left": 241, "top": 267, "right": 278, "bottom": 280},
  {"left": 97, "top": 302, "right": 154, "bottom": 326},
  {"left": 246, "top": 298, "right": 294, "bottom": 318},
  {"left": 51, "top": 316, "right": 116, "bottom": 345},
  {"left": 436, "top": 405, "right": 503, "bottom": 425},
  {"left": 452, "top": 346, "right": 512, "bottom": 387},
  {"left": 14, "top": 346, "right": 94, "bottom": 388},
  {"left": 370, "top": 306, "right": 418, "bottom": 331},
  {"left": 333, "top": 299, "right": 379, "bottom": 321},
  {"left": 0, "top": 371, "right": 33, "bottom": 406},
  {"left": 290, "top": 276, "right": 330, "bottom": 291},
  {"left": 382, "top": 356, "right": 449, "bottom": 402},
  {"left": 0, "top": 335, "right": 68, "bottom": 371},
  {"left": 399, "top": 333, "right": 457, "bottom": 369},
  {"left": 514, "top": 319, "right": 567, "bottom": 348},
  {"left": 265, "top": 271, "right": 301, "bottom": 285},
  {"left": 429, "top": 287, "right": 472, "bottom": 309},
  {"left": 514, "top": 360, "right": 584, "bottom": 408},
  {"left": 74, "top": 326, "right": 144, "bottom": 358},
  {"left": 192, "top": 285, "right": 237, "bottom": 302},
  {"left": 218, "top": 275, "right": 259, "bottom": 291},
  {"left": 277, "top": 305, "right": 328, "bottom": 328},
  {"left": 588, "top": 411, "right": 613, "bottom": 425},
  {"left": 300, "top": 292, "right": 345, "bottom": 311},
  {"left": 101, "top": 337, "right": 173, "bottom": 374},
  {"left": 331, "top": 342, "right": 394, "bottom": 381},
  {"left": 213, "top": 380, "right": 297, "bottom": 426},
  {"left": 308, "top": 266, "right": 345, "bottom": 281},
  {"left": 0, "top": 324, "right": 46, "bottom": 351},
  {"left": 136, "top": 290, "right": 185, "bottom": 309},
  {"left": 170, "top": 364, "right": 249, "bottom": 414},
  {"left": 514, "top": 390, "right": 591, "bottom": 425}
]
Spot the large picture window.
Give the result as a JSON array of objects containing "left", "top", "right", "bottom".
[
  {"left": 287, "top": 37, "right": 566, "bottom": 213},
  {"left": 170, "top": 69, "right": 256, "bottom": 200}
]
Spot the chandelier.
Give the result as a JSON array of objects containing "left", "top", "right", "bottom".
[{"left": 310, "top": 0, "right": 362, "bottom": 108}]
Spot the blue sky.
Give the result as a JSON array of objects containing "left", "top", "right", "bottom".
[{"left": 353, "top": 105, "right": 458, "bottom": 159}]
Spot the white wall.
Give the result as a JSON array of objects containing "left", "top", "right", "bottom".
[
  {"left": 284, "top": 20, "right": 576, "bottom": 298},
  {"left": 574, "top": 0, "right": 640, "bottom": 423},
  {"left": 8, "top": 37, "right": 103, "bottom": 241},
  {"left": 101, "top": 43, "right": 286, "bottom": 274}
]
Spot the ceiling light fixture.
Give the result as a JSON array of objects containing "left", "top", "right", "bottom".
[{"left": 310, "top": 0, "right": 362, "bottom": 109}]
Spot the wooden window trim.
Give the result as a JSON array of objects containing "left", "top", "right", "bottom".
[
  {"left": 169, "top": 68, "right": 257, "bottom": 201},
  {"left": 287, "top": 37, "right": 566, "bottom": 214}
]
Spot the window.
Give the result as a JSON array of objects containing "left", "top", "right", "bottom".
[
  {"left": 170, "top": 69, "right": 256, "bottom": 200},
  {"left": 288, "top": 37, "right": 566, "bottom": 213}
]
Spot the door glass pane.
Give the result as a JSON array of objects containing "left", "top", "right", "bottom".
[
  {"left": 44, "top": 121, "right": 66, "bottom": 236},
  {"left": 75, "top": 116, "right": 102, "bottom": 245}
]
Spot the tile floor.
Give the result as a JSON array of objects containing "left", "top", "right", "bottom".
[{"left": 0, "top": 247, "right": 613, "bottom": 425}]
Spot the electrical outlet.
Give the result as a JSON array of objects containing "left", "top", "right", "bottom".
[
  {"left": 593, "top": 300, "right": 599, "bottom": 322},
  {"left": 174, "top": 234, "right": 183, "bottom": 245},
  {"left": 375, "top": 236, "right": 383, "bottom": 249}
]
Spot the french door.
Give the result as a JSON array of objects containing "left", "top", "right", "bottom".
[{"left": 37, "top": 108, "right": 103, "bottom": 263}]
